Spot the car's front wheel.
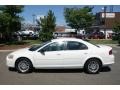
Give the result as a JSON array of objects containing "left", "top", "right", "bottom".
[
  {"left": 15, "top": 58, "right": 33, "bottom": 73},
  {"left": 84, "top": 59, "right": 102, "bottom": 74}
]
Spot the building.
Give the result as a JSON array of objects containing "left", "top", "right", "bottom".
[
  {"left": 95, "top": 12, "right": 120, "bottom": 39},
  {"left": 53, "top": 26, "right": 76, "bottom": 38},
  {"left": 53, "top": 26, "right": 85, "bottom": 39}
]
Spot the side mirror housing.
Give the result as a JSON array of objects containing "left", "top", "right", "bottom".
[{"left": 39, "top": 49, "right": 45, "bottom": 55}]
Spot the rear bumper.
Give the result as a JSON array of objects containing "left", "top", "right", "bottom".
[{"left": 102, "top": 54, "right": 115, "bottom": 66}]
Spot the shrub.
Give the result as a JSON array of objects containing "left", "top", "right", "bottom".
[{"left": 118, "top": 35, "right": 120, "bottom": 45}]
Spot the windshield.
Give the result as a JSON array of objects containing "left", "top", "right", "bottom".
[{"left": 29, "top": 41, "right": 51, "bottom": 51}]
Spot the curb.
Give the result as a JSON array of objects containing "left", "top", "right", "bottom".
[
  {"left": 98, "top": 44, "right": 119, "bottom": 47},
  {"left": 0, "top": 49, "right": 17, "bottom": 52},
  {"left": 0, "top": 49, "right": 18, "bottom": 52},
  {"left": 105, "top": 44, "right": 120, "bottom": 48}
]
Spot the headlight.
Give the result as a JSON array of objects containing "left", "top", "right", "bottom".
[{"left": 8, "top": 55, "right": 14, "bottom": 59}]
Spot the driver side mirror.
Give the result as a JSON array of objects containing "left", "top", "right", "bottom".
[{"left": 39, "top": 49, "right": 45, "bottom": 55}]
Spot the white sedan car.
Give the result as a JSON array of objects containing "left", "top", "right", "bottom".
[{"left": 6, "top": 38, "right": 115, "bottom": 74}]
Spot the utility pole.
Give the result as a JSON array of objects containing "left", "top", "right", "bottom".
[
  {"left": 32, "top": 14, "right": 35, "bottom": 25},
  {"left": 102, "top": 6, "right": 107, "bottom": 39},
  {"left": 32, "top": 14, "right": 36, "bottom": 31}
]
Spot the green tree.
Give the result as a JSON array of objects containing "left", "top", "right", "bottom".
[
  {"left": 112, "top": 22, "right": 120, "bottom": 44},
  {"left": 64, "top": 6, "right": 94, "bottom": 32},
  {"left": 0, "top": 5, "right": 24, "bottom": 41},
  {"left": 113, "top": 22, "right": 120, "bottom": 33},
  {"left": 38, "top": 10, "right": 56, "bottom": 41}
]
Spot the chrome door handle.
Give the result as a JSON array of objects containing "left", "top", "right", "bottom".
[
  {"left": 57, "top": 54, "right": 61, "bottom": 55},
  {"left": 84, "top": 53, "right": 88, "bottom": 54}
]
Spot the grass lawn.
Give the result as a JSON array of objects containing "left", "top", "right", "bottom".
[
  {"left": 88, "top": 39, "right": 118, "bottom": 44},
  {"left": 23, "top": 39, "right": 41, "bottom": 45},
  {"left": 0, "top": 39, "right": 118, "bottom": 50},
  {"left": 0, "top": 39, "right": 41, "bottom": 46},
  {"left": 0, "top": 39, "right": 41, "bottom": 50},
  {"left": 24, "top": 39, "right": 118, "bottom": 45},
  {"left": 0, "top": 39, "right": 118, "bottom": 46}
]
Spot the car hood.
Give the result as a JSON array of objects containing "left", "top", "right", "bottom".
[{"left": 10, "top": 48, "right": 30, "bottom": 55}]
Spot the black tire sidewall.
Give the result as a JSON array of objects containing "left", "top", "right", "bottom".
[
  {"left": 84, "top": 59, "right": 101, "bottom": 74},
  {"left": 16, "top": 58, "right": 33, "bottom": 73}
]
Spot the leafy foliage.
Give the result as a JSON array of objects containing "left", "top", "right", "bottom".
[
  {"left": 112, "top": 22, "right": 120, "bottom": 44},
  {"left": 113, "top": 22, "right": 120, "bottom": 33},
  {"left": 0, "top": 5, "right": 24, "bottom": 41},
  {"left": 64, "top": 6, "right": 94, "bottom": 31},
  {"left": 38, "top": 10, "right": 56, "bottom": 41}
]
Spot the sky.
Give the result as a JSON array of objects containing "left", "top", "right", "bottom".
[{"left": 20, "top": 5, "right": 120, "bottom": 26}]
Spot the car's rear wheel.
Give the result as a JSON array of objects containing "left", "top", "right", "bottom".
[
  {"left": 15, "top": 58, "right": 33, "bottom": 73},
  {"left": 84, "top": 58, "right": 102, "bottom": 74}
]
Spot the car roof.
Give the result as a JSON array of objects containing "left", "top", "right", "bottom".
[{"left": 51, "top": 38, "right": 84, "bottom": 42}]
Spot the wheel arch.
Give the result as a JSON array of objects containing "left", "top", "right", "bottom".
[
  {"left": 15, "top": 57, "right": 33, "bottom": 68},
  {"left": 84, "top": 57, "right": 103, "bottom": 67}
]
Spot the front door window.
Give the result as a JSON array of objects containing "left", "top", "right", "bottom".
[{"left": 40, "top": 42, "right": 65, "bottom": 52}]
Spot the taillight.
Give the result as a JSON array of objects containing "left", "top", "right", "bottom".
[{"left": 109, "top": 49, "right": 112, "bottom": 55}]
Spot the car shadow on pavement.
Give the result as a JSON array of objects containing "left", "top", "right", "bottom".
[
  {"left": 8, "top": 66, "right": 111, "bottom": 73},
  {"left": 100, "top": 66, "right": 111, "bottom": 72},
  {"left": 33, "top": 69, "right": 84, "bottom": 73},
  {"left": 8, "top": 67, "right": 16, "bottom": 71},
  {"left": 33, "top": 66, "right": 111, "bottom": 73}
]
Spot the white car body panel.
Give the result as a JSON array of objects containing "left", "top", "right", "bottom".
[{"left": 6, "top": 38, "right": 115, "bottom": 69}]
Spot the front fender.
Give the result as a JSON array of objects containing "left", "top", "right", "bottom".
[{"left": 14, "top": 52, "right": 35, "bottom": 67}]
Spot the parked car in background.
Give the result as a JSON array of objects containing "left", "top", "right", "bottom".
[
  {"left": 76, "top": 34, "right": 85, "bottom": 39},
  {"left": 53, "top": 32, "right": 77, "bottom": 39},
  {"left": 87, "top": 32, "right": 105, "bottom": 39},
  {"left": 14, "top": 30, "right": 39, "bottom": 40},
  {"left": 6, "top": 38, "right": 114, "bottom": 74}
]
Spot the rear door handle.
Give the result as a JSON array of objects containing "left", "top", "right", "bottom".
[
  {"left": 84, "top": 53, "right": 88, "bottom": 54},
  {"left": 57, "top": 54, "right": 61, "bottom": 55}
]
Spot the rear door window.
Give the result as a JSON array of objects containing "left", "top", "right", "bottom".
[{"left": 66, "top": 41, "right": 88, "bottom": 50}]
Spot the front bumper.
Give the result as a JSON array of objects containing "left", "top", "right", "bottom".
[{"left": 6, "top": 56, "right": 15, "bottom": 68}]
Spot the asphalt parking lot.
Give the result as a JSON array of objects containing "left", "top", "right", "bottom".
[{"left": 0, "top": 47, "right": 120, "bottom": 85}]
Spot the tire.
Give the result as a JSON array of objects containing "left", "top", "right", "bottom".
[
  {"left": 15, "top": 58, "right": 33, "bottom": 73},
  {"left": 84, "top": 58, "right": 102, "bottom": 74}
]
